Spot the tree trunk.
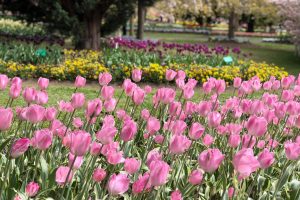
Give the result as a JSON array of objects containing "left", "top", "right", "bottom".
[
  {"left": 228, "top": 10, "right": 237, "bottom": 40},
  {"left": 137, "top": 0, "right": 145, "bottom": 40},
  {"left": 247, "top": 15, "right": 255, "bottom": 32},
  {"left": 76, "top": 10, "right": 101, "bottom": 50},
  {"left": 129, "top": 16, "right": 134, "bottom": 36},
  {"left": 296, "top": 44, "right": 300, "bottom": 57}
]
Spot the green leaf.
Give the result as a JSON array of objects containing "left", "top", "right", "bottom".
[
  {"left": 289, "top": 180, "right": 300, "bottom": 200},
  {"left": 273, "top": 162, "right": 295, "bottom": 198},
  {"left": 40, "top": 155, "right": 48, "bottom": 188},
  {"left": 0, "top": 137, "right": 12, "bottom": 152}
]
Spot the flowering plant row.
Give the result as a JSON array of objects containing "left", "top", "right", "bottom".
[
  {"left": 0, "top": 49, "right": 288, "bottom": 84},
  {"left": 0, "top": 69, "right": 299, "bottom": 199}
]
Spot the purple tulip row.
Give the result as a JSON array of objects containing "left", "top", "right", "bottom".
[
  {"left": 0, "top": 70, "right": 300, "bottom": 199},
  {"left": 108, "top": 37, "right": 242, "bottom": 56}
]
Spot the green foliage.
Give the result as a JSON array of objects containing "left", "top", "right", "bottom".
[{"left": 0, "top": 42, "right": 62, "bottom": 65}]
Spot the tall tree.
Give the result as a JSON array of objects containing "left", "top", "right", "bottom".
[
  {"left": 280, "top": 0, "right": 300, "bottom": 56},
  {"left": 136, "top": 0, "right": 159, "bottom": 40},
  {"left": 1, "top": 0, "right": 136, "bottom": 49}
]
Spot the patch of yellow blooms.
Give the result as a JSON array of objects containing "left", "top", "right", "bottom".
[{"left": 0, "top": 50, "right": 288, "bottom": 83}]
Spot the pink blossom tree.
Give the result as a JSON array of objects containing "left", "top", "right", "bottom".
[{"left": 280, "top": 0, "right": 300, "bottom": 56}]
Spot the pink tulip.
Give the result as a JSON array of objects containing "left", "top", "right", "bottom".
[
  {"left": 107, "top": 151, "right": 125, "bottom": 165},
  {"left": 207, "top": 112, "right": 221, "bottom": 128},
  {"left": 183, "top": 86, "right": 194, "bottom": 99},
  {"left": 31, "top": 129, "right": 52, "bottom": 150},
  {"left": 202, "top": 134, "right": 214, "bottom": 147},
  {"left": 197, "top": 101, "right": 211, "bottom": 117},
  {"left": 101, "top": 142, "right": 120, "bottom": 156},
  {"left": 104, "top": 98, "right": 117, "bottom": 112},
  {"left": 103, "top": 115, "right": 116, "bottom": 128},
  {"left": 120, "top": 119, "right": 137, "bottom": 142},
  {"left": 169, "top": 101, "right": 182, "bottom": 116},
  {"left": 188, "top": 122, "right": 205, "bottom": 140},
  {"left": 281, "top": 76, "right": 294, "bottom": 89},
  {"left": 166, "top": 69, "right": 177, "bottom": 81},
  {"left": 68, "top": 153, "right": 83, "bottom": 169},
  {"left": 274, "top": 102, "right": 286, "bottom": 119},
  {"left": 56, "top": 166, "right": 73, "bottom": 185},
  {"left": 198, "top": 148, "right": 224, "bottom": 172},
  {"left": 257, "top": 148, "right": 274, "bottom": 169},
  {"left": 225, "top": 123, "right": 242, "bottom": 135},
  {"left": 23, "top": 87, "right": 36, "bottom": 103},
  {"left": 0, "top": 108, "right": 13, "bottom": 131},
  {"left": 171, "top": 190, "right": 183, "bottom": 200},
  {"left": 90, "top": 141, "right": 102, "bottom": 156},
  {"left": 233, "top": 148, "right": 260, "bottom": 179},
  {"left": 170, "top": 120, "right": 187, "bottom": 135},
  {"left": 96, "top": 126, "right": 117, "bottom": 144},
  {"left": 241, "top": 134, "right": 256, "bottom": 148},
  {"left": 86, "top": 98, "right": 102, "bottom": 117},
  {"left": 233, "top": 77, "right": 242, "bottom": 88},
  {"left": 123, "top": 79, "right": 136, "bottom": 97},
  {"left": 214, "top": 79, "right": 226, "bottom": 94},
  {"left": 14, "top": 195, "right": 22, "bottom": 200},
  {"left": 98, "top": 72, "right": 112, "bottom": 86},
  {"left": 188, "top": 169, "right": 203, "bottom": 185},
  {"left": 132, "top": 173, "right": 151, "bottom": 194},
  {"left": 132, "top": 87, "right": 145, "bottom": 105},
  {"left": 257, "top": 140, "right": 266, "bottom": 149},
  {"left": 12, "top": 77, "right": 22, "bottom": 86},
  {"left": 169, "top": 135, "right": 192, "bottom": 154},
  {"left": 25, "top": 104, "right": 45, "bottom": 123},
  {"left": 272, "top": 80, "right": 281, "bottom": 91},
  {"left": 74, "top": 75, "right": 86, "bottom": 88},
  {"left": 10, "top": 138, "right": 30, "bottom": 158},
  {"left": 228, "top": 187, "right": 235, "bottom": 198},
  {"left": 71, "top": 93, "right": 85, "bottom": 109},
  {"left": 141, "top": 109, "right": 150, "bottom": 120},
  {"left": 70, "top": 130, "right": 91, "bottom": 156},
  {"left": 282, "top": 90, "right": 294, "bottom": 102},
  {"left": 92, "top": 168, "right": 107, "bottom": 182},
  {"left": 9, "top": 84, "right": 22, "bottom": 99},
  {"left": 58, "top": 101, "right": 74, "bottom": 113},
  {"left": 176, "top": 78, "right": 185, "bottom": 89},
  {"left": 44, "top": 107, "right": 57, "bottom": 121},
  {"left": 0, "top": 74, "right": 9, "bottom": 90},
  {"left": 177, "top": 70, "right": 186, "bottom": 80},
  {"left": 146, "top": 117, "right": 160, "bottom": 135},
  {"left": 154, "top": 135, "right": 164, "bottom": 144},
  {"left": 35, "top": 91, "right": 48, "bottom": 105},
  {"left": 107, "top": 173, "right": 130, "bottom": 195},
  {"left": 246, "top": 116, "right": 267, "bottom": 137},
  {"left": 146, "top": 149, "right": 162, "bottom": 167},
  {"left": 184, "top": 101, "right": 196, "bottom": 115},
  {"left": 284, "top": 141, "right": 300, "bottom": 160},
  {"left": 73, "top": 117, "right": 83, "bottom": 128},
  {"left": 124, "top": 158, "right": 141, "bottom": 174},
  {"left": 251, "top": 79, "right": 261, "bottom": 91},
  {"left": 101, "top": 86, "right": 114, "bottom": 100},
  {"left": 228, "top": 134, "right": 240, "bottom": 148},
  {"left": 149, "top": 160, "right": 170, "bottom": 186},
  {"left": 37, "top": 77, "right": 49, "bottom": 90},
  {"left": 144, "top": 85, "right": 152, "bottom": 94},
  {"left": 263, "top": 81, "right": 272, "bottom": 90},
  {"left": 132, "top": 69, "right": 142, "bottom": 82},
  {"left": 25, "top": 182, "right": 40, "bottom": 197}
]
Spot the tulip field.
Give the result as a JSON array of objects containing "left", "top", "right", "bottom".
[{"left": 0, "top": 70, "right": 300, "bottom": 200}]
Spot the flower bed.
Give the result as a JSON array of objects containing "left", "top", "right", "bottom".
[
  {"left": 0, "top": 70, "right": 299, "bottom": 199},
  {"left": 0, "top": 49, "right": 288, "bottom": 84}
]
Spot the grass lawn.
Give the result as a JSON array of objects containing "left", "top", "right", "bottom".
[
  {"left": 144, "top": 32, "right": 300, "bottom": 75},
  {"left": 0, "top": 81, "right": 265, "bottom": 118}
]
